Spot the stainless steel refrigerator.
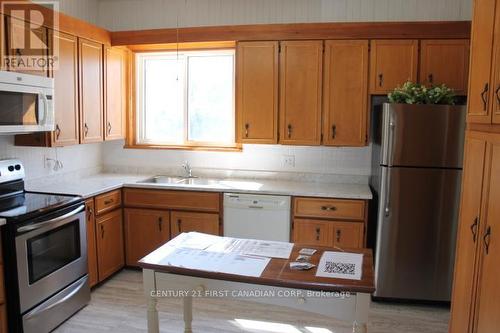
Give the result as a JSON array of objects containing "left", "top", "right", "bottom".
[{"left": 370, "top": 103, "right": 466, "bottom": 301}]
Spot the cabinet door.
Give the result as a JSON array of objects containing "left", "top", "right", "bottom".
[
  {"left": 79, "top": 38, "right": 104, "bottom": 143},
  {"left": 96, "top": 209, "right": 124, "bottom": 281},
  {"left": 170, "top": 211, "right": 219, "bottom": 238},
  {"left": 5, "top": 15, "right": 49, "bottom": 76},
  {"left": 449, "top": 135, "right": 487, "bottom": 333},
  {"left": 105, "top": 47, "right": 127, "bottom": 141},
  {"left": 490, "top": 2, "right": 500, "bottom": 125},
  {"left": 279, "top": 41, "right": 322, "bottom": 145},
  {"left": 475, "top": 138, "right": 500, "bottom": 333},
  {"left": 236, "top": 41, "right": 279, "bottom": 143},
  {"left": 124, "top": 209, "right": 170, "bottom": 266},
  {"left": 323, "top": 40, "right": 368, "bottom": 146},
  {"left": 369, "top": 40, "right": 418, "bottom": 94},
  {"left": 331, "top": 221, "right": 364, "bottom": 249},
  {"left": 420, "top": 39, "right": 470, "bottom": 94},
  {"left": 85, "top": 199, "right": 99, "bottom": 287},
  {"left": 293, "top": 219, "right": 332, "bottom": 247},
  {"left": 467, "top": 0, "right": 497, "bottom": 123},
  {"left": 51, "top": 31, "right": 79, "bottom": 146}
]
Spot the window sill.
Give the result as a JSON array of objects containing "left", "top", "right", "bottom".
[{"left": 124, "top": 143, "right": 243, "bottom": 152}]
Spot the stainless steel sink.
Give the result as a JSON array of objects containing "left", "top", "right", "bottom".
[{"left": 139, "top": 176, "right": 220, "bottom": 186}]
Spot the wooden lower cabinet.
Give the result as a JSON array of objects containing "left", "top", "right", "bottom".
[
  {"left": 85, "top": 199, "right": 99, "bottom": 287},
  {"left": 124, "top": 209, "right": 170, "bottom": 266},
  {"left": 170, "top": 211, "right": 220, "bottom": 238},
  {"left": 0, "top": 304, "right": 6, "bottom": 333},
  {"left": 293, "top": 219, "right": 363, "bottom": 248},
  {"left": 96, "top": 209, "right": 124, "bottom": 281}
]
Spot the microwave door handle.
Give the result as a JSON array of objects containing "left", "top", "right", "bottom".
[
  {"left": 39, "top": 93, "right": 48, "bottom": 124},
  {"left": 17, "top": 205, "right": 85, "bottom": 233}
]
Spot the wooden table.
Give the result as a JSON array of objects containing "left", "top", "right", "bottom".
[{"left": 139, "top": 236, "right": 375, "bottom": 333}]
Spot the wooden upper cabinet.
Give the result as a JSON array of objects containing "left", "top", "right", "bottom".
[
  {"left": 124, "top": 209, "right": 170, "bottom": 266},
  {"left": 369, "top": 40, "right": 418, "bottom": 94},
  {"left": 79, "top": 38, "right": 104, "bottom": 144},
  {"left": 323, "top": 40, "right": 368, "bottom": 146},
  {"left": 279, "top": 41, "right": 323, "bottom": 145},
  {"left": 236, "top": 41, "right": 279, "bottom": 144},
  {"left": 490, "top": 1, "right": 500, "bottom": 125},
  {"left": 468, "top": 0, "right": 497, "bottom": 123},
  {"left": 449, "top": 136, "right": 487, "bottom": 333},
  {"left": 50, "top": 31, "right": 79, "bottom": 146},
  {"left": 419, "top": 39, "right": 470, "bottom": 95},
  {"left": 5, "top": 15, "right": 49, "bottom": 76},
  {"left": 475, "top": 137, "right": 500, "bottom": 333},
  {"left": 105, "top": 47, "right": 127, "bottom": 141}
]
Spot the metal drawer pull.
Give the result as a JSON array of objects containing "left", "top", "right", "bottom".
[
  {"left": 378, "top": 74, "right": 383, "bottom": 87},
  {"left": 287, "top": 124, "right": 292, "bottom": 138},
  {"left": 470, "top": 217, "right": 479, "bottom": 243},
  {"left": 107, "top": 122, "right": 112, "bottom": 135},
  {"left": 315, "top": 227, "right": 321, "bottom": 241},
  {"left": 331, "top": 125, "right": 337, "bottom": 139},
  {"left": 495, "top": 85, "right": 500, "bottom": 105},
  {"left": 480, "top": 83, "right": 489, "bottom": 111},
  {"left": 483, "top": 226, "right": 491, "bottom": 255},
  {"left": 104, "top": 199, "right": 114, "bottom": 205},
  {"left": 100, "top": 224, "right": 105, "bottom": 239},
  {"left": 178, "top": 219, "right": 182, "bottom": 232},
  {"left": 245, "top": 123, "right": 249, "bottom": 138},
  {"left": 321, "top": 206, "right": 337, "bottom": 211},
  {"left": 158, "top": 217, "right": 163, "bottom": 232},
  {"left": 428, "top": 73, "right": 434, "bottom": 84},
  {"left": 84, "top": 123, "right": 89, "bottom": 136},
  {"left": 55, "top": 124, "right": 61, "bottom": 139},
  {"left": 336, "top": 229, "right": 341, "bottom": 242}
]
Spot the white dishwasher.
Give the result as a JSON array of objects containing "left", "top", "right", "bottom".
[{"left": 223, "top": 193, "right": 291, "bottom": 242}]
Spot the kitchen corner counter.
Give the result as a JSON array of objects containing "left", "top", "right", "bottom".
[{"left": 26, "top": 173, "right": 373, "bottom": 200}]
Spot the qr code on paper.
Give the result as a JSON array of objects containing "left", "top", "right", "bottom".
[{"left": 324, "top": 262, "right": 356, "bottom": 275}]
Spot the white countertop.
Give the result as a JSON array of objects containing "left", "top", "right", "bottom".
[{"left": 26, "top": 173, "right": 372, "bottom": 200}]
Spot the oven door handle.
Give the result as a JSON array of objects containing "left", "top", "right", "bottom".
[{"left": 17, "top": 204, "right": 85, "bottom": 233}]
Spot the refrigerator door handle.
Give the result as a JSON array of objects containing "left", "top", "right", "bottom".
[{"left": 384, "top": 168, "right": 392, "bottom": 217}]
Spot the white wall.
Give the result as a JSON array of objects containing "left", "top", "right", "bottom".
[
  {"left": 96, "top": 0, "right": 472, "bottom": 31},
  {"left": 102, "top": 140, "right": 372, "bottom": 180},
  {"left": 0, "top": 136, "right": 102, "bottom": 181}
]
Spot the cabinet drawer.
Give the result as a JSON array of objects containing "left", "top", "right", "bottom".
[
  {"left": 170, "top": 211, "right": 220, "bottom": 238},
  {"left": 292, "top": 219, "right": 332, "bottom": 247},
  {"left": 95, "top": 190, "right": 122, "bottom": 215},
  {"left": 294, "top": 197, "right": 365, "bottom": 220},
  {"left": 124, "top": 188, "right": 220, "bottom": 212}
]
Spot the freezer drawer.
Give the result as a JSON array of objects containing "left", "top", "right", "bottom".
[
  {"left": 374, "top": 166, "right": 461, "bottom": 301},
  {"left": 377, "top": 103, "right": 466, "bottom": 168}
]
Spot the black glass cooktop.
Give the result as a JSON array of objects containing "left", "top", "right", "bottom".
[{"left": 0, "top": 192, "right": 81, "bottom": 223}]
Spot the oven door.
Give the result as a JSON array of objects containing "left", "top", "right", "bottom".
[
  {"left": 0, "top": 81, "right": 54, "bottom": 134},
  {"left": 15, "top": 204, "right": 87, "bottom": 313}
]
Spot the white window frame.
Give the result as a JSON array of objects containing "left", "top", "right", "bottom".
[{"left": 135, "top": 49, "right": 236, "bottom": 148}]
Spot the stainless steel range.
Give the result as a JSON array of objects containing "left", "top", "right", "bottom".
[{"left": 0, "top": 160, "right": 90, "bottom": 333}]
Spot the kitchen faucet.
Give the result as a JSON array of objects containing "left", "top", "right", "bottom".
[{"left": 182, "top": 161, "right": 195, "bottom": 178}]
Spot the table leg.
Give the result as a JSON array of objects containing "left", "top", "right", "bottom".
[
  {"left": 352, "top": 293, "right": 370, "bottom": 333},
  {"left": 143, "top": 269, "right": 160, "bottom": 333},
  {"left": 183, "top": 295, "right": 193, "bottom": 333}
]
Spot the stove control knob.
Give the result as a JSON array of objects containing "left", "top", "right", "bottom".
[
  {"left": 15, "top": 164, "right": 21, "bottom": 170},
  {"left": 8, "top": 166, "right": 14, "bottom": 172}
]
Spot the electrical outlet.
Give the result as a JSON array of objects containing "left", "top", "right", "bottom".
[
  {"left": 282, "top": 155, "right": 295, "bottom": 168},
  {"left": 43, "top": 155, "right": 51, "bottom": 169}
]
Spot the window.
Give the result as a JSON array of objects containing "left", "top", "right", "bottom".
[{"left": 135, "top": 49, "right": 236, "bottom": 148}]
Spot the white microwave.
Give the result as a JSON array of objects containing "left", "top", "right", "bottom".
[{"left": 0, "top": 70, "right": 54, "bottom": 134}]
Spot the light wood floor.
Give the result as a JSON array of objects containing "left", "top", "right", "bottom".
[{"left": 55, "top": 270, "right": 450, "bottom": 333}]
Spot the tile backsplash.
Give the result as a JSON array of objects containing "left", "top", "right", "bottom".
[{"left": 0, "top": 136, "right": 102, "bottom": 181}]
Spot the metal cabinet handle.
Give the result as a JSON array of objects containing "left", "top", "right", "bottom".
[
  {"left": 107, "top": 122, "right": 112, "bottom": 135},
  {"left": 331, "top": 125, "right": 336, "bottom": 139},
  {"left": 158, "top": 217, "right": 163, "bottom": 232},
  {"left": 480, "top": 83, "right": 489, "bottom": 111},
  {"left": 287, "top": 124, "right": 292, "bottom": 138},
  {"left": 428, "top": 74, "right": 434, "bottom": 84},
  {"left": 315, "top": 227, "right": 321, "bottom": 241},
  {"left": 483, "top": 226, "right": 492, "bottom": 255},
  {"left": 470, "top": 217, "right": 479, "bottom": 243},
  {"left": 495, "top": 85, "right": 500, "bottom": 105},
  {"left": 336, "top": 229, "right": 341, "bottom": 242},
  {"left": 100, "top": 224, "right": 104, "bottom": 239},
  {"left": 245, "top": 123, "right": 249, "bottom": 138},
  {"left": 321, "top": 206, "right": 337, "bottom": 211},
  {"left": 177, "top": 219, "right": 182, "bottom": 232},
  {"left": 378, "top": 74, "right": 383, "bottom": 87},
  {"left": 55, "top": 124, "right": 61, "bottom": 139},
  {"left": 84, "top": 123, "right": 89, "bottom": 136}
]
